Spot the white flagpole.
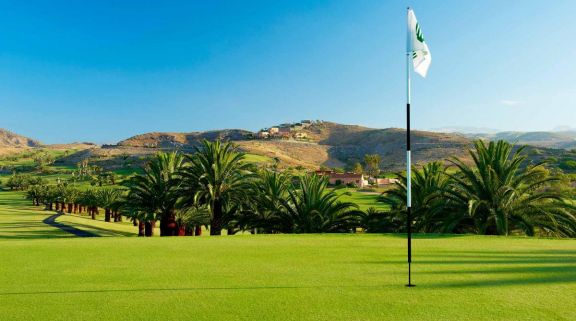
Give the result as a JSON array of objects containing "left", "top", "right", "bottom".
[{"left": 406, "top": 7, "right": 415, "bottom": 287}]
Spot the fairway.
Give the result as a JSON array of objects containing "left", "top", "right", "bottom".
[{"left": 0, "top": 189, "right": 575, "bottom": 321}]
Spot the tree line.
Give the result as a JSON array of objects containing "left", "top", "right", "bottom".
[{"left": 10, "top": 139, "right": 576, "bottom": 238}]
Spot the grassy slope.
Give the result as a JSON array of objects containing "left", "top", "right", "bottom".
[{"left": 1, "top": 191, "right": 575, "bottom": 320}]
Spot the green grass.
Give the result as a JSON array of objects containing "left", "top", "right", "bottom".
[
  {"left": 334, "top": 188, "right": 390, "bottom": 211},
  {"left": 0, "top": 191, "right": 140, "bottom": 239},
  {"left": 0, "top": 191, "right": 575, "bottom": 320},
  {"left": 244, "top": 153, "right": 273, "bottom": 164}
]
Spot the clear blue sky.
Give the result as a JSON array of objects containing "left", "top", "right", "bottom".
[{"left": 1, "top": 0, "right": 575, "bottom": 143}]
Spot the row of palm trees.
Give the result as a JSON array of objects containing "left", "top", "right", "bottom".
[
  {"left": 124, "top": 141, "right": 363, "bottom": 236},
  {"left": 25, "top": 139, "right": 576, "bottom": 238},
  {"left": 124, "top": 139, "right": 575, "bottom": 238},
  {"left": 27, "top": 185, "right": 124, "bottom": 222}
]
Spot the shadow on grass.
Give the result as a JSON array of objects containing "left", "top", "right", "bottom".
[
  {"left": 56, "top": 220, "right": 135, "bottom": 237},
  {"left": 0, "top": 230, "right": 74, "bottom": 240},
  {"left": 397, "top": 249, "right": 576, "bottom": 288}
]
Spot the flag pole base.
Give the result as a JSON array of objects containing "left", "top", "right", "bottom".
[{"left": 405, "top": 284, "right": 416, "bottom": 287}]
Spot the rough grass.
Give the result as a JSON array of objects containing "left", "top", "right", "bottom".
[{"left": 0, "top": 191, "right": 575, "bottom": 321}]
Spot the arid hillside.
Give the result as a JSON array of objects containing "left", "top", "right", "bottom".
[
  {"left": 94, "top": 121, "right": 473, "bottom": 170},
  {"left": 5, "top": 122, "right": 574, "bottom": 173},
  {"left": 0, "top": 129, "right": 42, "bottom": 148}
]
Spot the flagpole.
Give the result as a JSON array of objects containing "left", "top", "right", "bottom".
[{"left": 406, "top": 7, "right": 415, "bottom": 288}]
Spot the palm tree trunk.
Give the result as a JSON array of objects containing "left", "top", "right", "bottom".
[
  {"left": 160, "top": 214, "right": 178, "bottom": 236},
  {"left": 138, "top": 220, "right": 145, "bottom": 237},
  {"left": 105, "top": 208, "right": 111, "bottom": 222},
  {"left": 210, "top": 200, "right": 223, "bottom": 235},
  {"left": 195, "top": 225, "right": 202, "bottom": 236},
  {"left": 144, "top": 220, "right": 155, "bottom": 237},
  {"left": 185, "top": 226, "right": 193, "bottom": 236}
]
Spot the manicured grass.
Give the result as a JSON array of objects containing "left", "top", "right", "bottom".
[
  {"left": 0, "top": 191, "right": 575, "bottom": 321},
  {"left": 0, "top": 191, "right": 76, "bottom": 240},
  {"left": 334, "top": 188, "right": 390, "bottom": 211},
  {"left": 0, "top": 234, "right": 575, "bottom": 320},
  {"left": 0, "top": 191, "right": 140, "bottom": 239}
]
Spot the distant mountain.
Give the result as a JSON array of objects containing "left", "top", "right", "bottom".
[
  {"left": 4, "top": 121, "right": 574, "bottom": 173},
  {"left": 466, "top": 131, "right": 576, "bottom": 150},
  {"left": 429, "top": 126, "right": 500, "bottom": 134},
  {"left": 0, "top": 129, "right": 42, "bottom": 148},
  {"left": 103, "top": 121, "right": 472, "bottom": 171}
]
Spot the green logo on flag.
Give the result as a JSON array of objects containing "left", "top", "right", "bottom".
[{"left": 416, "top": 23, "right": 425, "bottom": 43}]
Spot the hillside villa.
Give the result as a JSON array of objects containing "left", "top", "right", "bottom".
[
  {"left": 315, "top": 170, "right": 367, "bottom": 187},
  {"left": 255, "top": 120, "right": 316, "bottom": 140},
  {"left": 315, "top": 170, "right": 399, "bottom": 188}
]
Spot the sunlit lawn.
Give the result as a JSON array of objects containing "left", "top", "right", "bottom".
[
  {"left": 334, "top": 187, "right": 390, "bottom": 211},
  {"left": 0, "top": 191, "right": 575, "bottom": 321}
]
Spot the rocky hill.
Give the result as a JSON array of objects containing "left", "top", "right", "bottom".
[
  {"left": 0, "top": 129, "right": 42, "bottom": 148},
  {"left": 117, "top": 129, "right": 252, "bottom": 148}
]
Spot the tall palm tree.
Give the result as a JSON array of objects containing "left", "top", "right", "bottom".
[
  {"left": 180, "top": 140, "right": 254, "bottom": 235},
  {"left": 127, "top": 152, "right": 184, "bottom": 236},
  {"left": 448, "top": 140, "right": 576, "bottom": 237},
  {"left": 280, "top": 174, "right": 361, "bottom": 233}
]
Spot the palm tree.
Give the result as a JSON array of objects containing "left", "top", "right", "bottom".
[
  {"left": 379, "top": 161, "right": 456, "bottom": 233},
  {"left": 26, "top": 185, "right": 47, "bottom": 206},
  {"left": 79, "top": 189, "right": 100, "bottom": 219},
  {"left": 358, "top": 207, "right": 403, "bottom": 233},
  {"left": 280, "top": 174, "right": 361, "bottom": 233},
  {"left": 42, "top": 186, "right": 58, "bottom": 211},
  {"left": 127, "top": 152, "right": 184, "bottom": 236},
  {"left": 96, "top": 188, "right": 123, "bottom": 222},
  {"left": 61, "top": 187, "right": 80, "bottom": 214},
  {"left": 238, "top": 170, "right": 291, "bottom": 233},
  {"left": 448, "top": 140, "right": 576, "bottom": 237},
  {"left": 180, "top": 140, "right": 254, "bottom": 235},
  {"left": 174, "top": 205, "right": 211, "bottom": 236}
]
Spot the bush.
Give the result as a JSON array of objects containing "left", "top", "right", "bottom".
[{"left": 559, "top": 159, "right": 576, "bottom": 171}]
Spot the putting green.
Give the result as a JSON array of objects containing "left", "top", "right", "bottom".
[{"left": 0, "top": 191, "right": 575, "bottom": 321}]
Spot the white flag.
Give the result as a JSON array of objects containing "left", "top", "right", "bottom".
[{"left": 407, "top": 9, "right": 431, "bottom": 77}]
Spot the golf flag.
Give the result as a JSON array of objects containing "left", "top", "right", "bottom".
[{"left": 407, "top": 8, "right": 431, "bottom": 77}]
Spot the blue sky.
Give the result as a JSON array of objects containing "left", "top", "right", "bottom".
[{"left": 1, "top": 0, "right": 575, "bottom": 143}]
